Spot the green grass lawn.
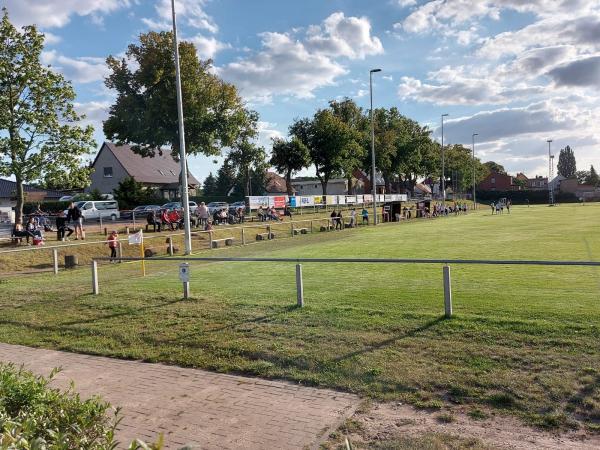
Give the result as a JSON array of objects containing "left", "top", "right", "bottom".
[{"left": 1, "top": 204, "right": 599, "bottom": 431}]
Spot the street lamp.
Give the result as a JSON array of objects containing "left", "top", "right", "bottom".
[
  {"left": 441, "top": 113, "right": 449, "bottom": 206},
  {"left": 370, "top": 68, "right": 382, "bottom": 225},
  {"left": 472, "top": 133, "right": 478, "bottom": 209},
  {"left": 171, "top": 0, "right": 192, "bottom": 255},
  {"left": 547, "top": 139, "right": 553, "bottom": 206}
]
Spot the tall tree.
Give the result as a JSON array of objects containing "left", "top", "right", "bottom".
[
  {"left": 557, "top": 145, "right": 576, "bottom": 178},
  {"left": 0, "top": 10, "right": 95, "bottom": 223},
  {"left": 585, "top": 165, "right": 599, "bottom": 186},
  {"left": 270, "top": 137, "right": 310, "bottom": 196},
  {"left": 329, "top": 98, "right": 368, "bottom": 193},
  {"left": 575, "top": 170, "right": 590, "bottom": 184},
  {"left": 290, "top": 110, "right": 356, "bottom": 195},
  {"left": 104, "top": 31, "right": 248, "bottom": 160},
  {"left": 396, "top": 119, "right": 439, "bottom": 195},
  {"left": 484, "top": 161, "right": 506, "bottom": 174},
  {"left": 215, "top": 160, "right": 237, "bottom": 196},
  {"left": 112, "top": 176, "right": 160, "bottom": 210},
  {"left": 202, "top": 172, "right": 217, "bottom": 196}
]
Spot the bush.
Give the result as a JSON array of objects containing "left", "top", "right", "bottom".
[
  {"left": 23, "top": 201, "right": 71, "bottom": 215},
  {"left": 0, "top": 363, "right": 161, "bottom": 449}
]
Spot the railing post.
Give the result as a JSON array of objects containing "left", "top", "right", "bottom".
[
  {"left": 443, "top": 265, "right": 452, "bottom": 318},
  {"left": 291, "top": 222, "right": 294, "bottom": 237},
  {"left": 310, "top": 220, "right": 314, "bottom": 233},
  {"left": 168, "top": 236, "right": 174, "bottom": 256},
  {"left": 268, "top": 224, "right": 272, "bottom": 239},
  {"left": 209, "top": 230, "right": 213, "bottom": 249},
  {"left": 118, "top": 242, "right": 123, "bottom": 263},
  {"left": 52, "top": 249, "right": 58, "bottom": 275},
  {"left": 92, "top": 260, "right": 99, "bottom": 295},
  {"left": 242, "top": 227, "right": 246, "bottom": 245},
  {"left": 296, "top": 264, "right": 304, "bottom": 307}
]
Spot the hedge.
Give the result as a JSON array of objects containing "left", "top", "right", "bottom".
[
  {"left": 475, "top": 190, "right": 580, "bottom": 205},
  {"left": 0, "top": 363, "right": 162, "bottom": 449}
]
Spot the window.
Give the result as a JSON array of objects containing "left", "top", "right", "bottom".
[
  {"left": 103, "top": 167, "right": 113, "bottom": 178},
  {"left": 491, "top": 177, "right": 496, "bottom": 184}
]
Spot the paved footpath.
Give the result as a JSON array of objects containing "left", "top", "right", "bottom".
[{"left": 0, "top": 343, "right": 359, "bottom": 450}]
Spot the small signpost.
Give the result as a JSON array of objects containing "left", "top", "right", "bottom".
[{"left": 179, "top": 262, "right": 190, "bottom": 299}]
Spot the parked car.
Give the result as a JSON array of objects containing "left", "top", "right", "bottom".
[
  {"left": 121, "top": 205, "right": 161, "bottom": 220},
  {"left": 63, "top": 200, "right": 120, "bottom": 221},
  {"left": 59, "top": 195, "right": 74, "bottom": 202},
  {"left": 161, "top": 201, "right": 198, "bottom": 213},
  {"left": 228, "top": 201, "right": 246, "bottom": 213},
  {"left": 207, "top": 202, "right": 229, "bottom": 214}
]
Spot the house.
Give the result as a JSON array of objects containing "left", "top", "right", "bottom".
[
  {"left": 291, "top": 178, "right": 350, "bottom": 196},
  {"left": 352, "top": 170, "right": 384, "bottom": 194},
  {"left": 559, "top": 178, "right": 600, "bottom": 200},
  {"left": 0, "top": 178, "right": 64, "bottom": 209},
  {"left": 264, "top": 172, "right": 290, "bottom": 195},
  {"left": 527, "top": 175, "right": 548, "bottom": 190},
  {"left": 477, "top": 171, "right": 515, "bottom": 191},
  {"left": 413, "top": 183, "right": 432, "bottom": 198},
  {"left": 88, "top": 142, "right": 200, "bottom": 199}
]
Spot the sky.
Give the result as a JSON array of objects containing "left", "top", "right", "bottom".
[{"left": 3, "top": 0, "right": 600, "bottom": 183}]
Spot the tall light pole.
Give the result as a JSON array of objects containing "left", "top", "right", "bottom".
[
  {"left": 547, "top": 139, "right": 553, "bottom": 206},
  {"left": 370, "top": 68, "right": 382, "bottom": 225},
  {"left": 171, "top": 0, "right": 192, "bottom": 255},
  {"left": 441, "top": 113, "right": 449, "bottom": 206},
  {"left": 472, "top": 133, "right": 478, "bottom": 209}
]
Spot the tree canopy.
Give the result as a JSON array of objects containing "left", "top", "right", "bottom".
[
  {"left": 270, "top": 137, "right": 310, "bottom": 196},
  {"left": 483, "top": 161, "right": 506, "bottom": 174},
  {"left": 0, "top": 9, "right": 95, "bottom": 223},
  {"left": 557, "top": 145, "right": 576, "bottom": 178},
  {"left": 104, "top": 31, "right": 249, "bottom": 160}
]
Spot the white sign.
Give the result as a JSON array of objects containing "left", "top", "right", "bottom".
[
  {"left": 128, "top": 230, "right": 143, "bottom": 245},
  {"left": 179, "top": 263, "right": 190, "bottom": 282},
  {"left": 248, "top": 196, "right": 269, "bottom": 209}
]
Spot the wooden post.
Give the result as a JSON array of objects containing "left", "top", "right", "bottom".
[
  {"left": 209, "top": 230, "right": 213, "bottom": 249},
  {"left": 241, "top": 227, "right": 246, "bottom": 245},
  {"left": 92, "top": 261, "right": 99, "bottom": 295},
  {"left": 443, "top": 265, "right": 452, "bottom": 318},
  {"left": 267, "top": 224, "right": 272, "bottom": 239},
  {"left": 168, "top": 236, "right": 174, "bottom": 256},
  {"left": 296, "top": 264, "right": 304, "bottom": 307},
  {"left": 291, "top": 221, "right": 294, "bottom": 237},
  {"left": 52, "top": 249, "right": 58, "bottom": 275},
  {"left": 118, "top": 242, "right": 123, "bottom": 263},
  {"left": 310, "top": 220, "right": 314, "bottom": 233}
]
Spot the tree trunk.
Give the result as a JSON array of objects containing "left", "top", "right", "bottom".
[
  {"left": 347, "top": 175, "right": 353, "bottom": 195},
  {"left": 15, "top": 175, "right": 24, "bottom": 225},
  {"left": 286, "top": 171, "right": 293, "bottom": 197},
  {"left": 320, "top": 178, "right": 328, "bottom": 196}
]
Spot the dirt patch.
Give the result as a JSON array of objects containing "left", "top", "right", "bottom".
[{"left": 325, "top": 401, "right": 599, "bottom": 449}]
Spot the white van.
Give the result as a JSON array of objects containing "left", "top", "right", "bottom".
[{"left": 65, "top": 201, "right": 120, "bottom": 221}]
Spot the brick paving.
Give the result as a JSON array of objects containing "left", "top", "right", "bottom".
[{"left": 0, "top": 343, "right": 359, "bottom": 449}]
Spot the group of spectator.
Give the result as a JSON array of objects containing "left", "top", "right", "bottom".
[
  {"left": 146, "top": 202, "right": 248, "bottom": 233},
  {"left": 12, "top": 202, "right": 85, "bottom": 245}
]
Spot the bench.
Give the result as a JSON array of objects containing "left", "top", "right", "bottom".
[
  {"left": 256, "top": 232, "right": 275, "bottom": 241},
  {"left": 211, "top": 237, "right": 235, "bottom": 248},
  {"left": 293, "top": 228, "right": 308, "bottom": 235}
]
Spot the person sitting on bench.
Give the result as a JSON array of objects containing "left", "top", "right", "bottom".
[
  {"left": 147, "top": 210, "right": 162, "bottom": 232},
  {"left": 55, "top": 211, "right": 74, "bottom": 241},
  {"left": 11, "top": 223, "right": 29, "bottom": 244}
]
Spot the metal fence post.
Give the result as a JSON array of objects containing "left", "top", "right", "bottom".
[
  {"left": 209, "top": 231, "right": 213, "bottom": 249},
  {"left": 242, "top": 227, "right": 246, "bottom": 245},
  {"left": 52, "top": 249, "right": 58, "bottom": 275},
  {"left": 92, "top": 260, "right": 99, "bottom": 295},
  {"left": 443, "top": 265, "right": 452, "bottom": 318},
  {"left": 168, "top": 236, "right": 174, "bottom": 256},
  {"left": 296, "top": 264, "right": 304, "bottom": 307},
  {"left": 118, "top": 242, "right": 123, "bottom": 263}
]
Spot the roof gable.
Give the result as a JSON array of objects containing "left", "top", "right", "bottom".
[
  {"left": 0, "top": 179, "right": 64, "bottom": 199},
  {"left": 94, "top": 142, "right": 199, "bottom": 186}
]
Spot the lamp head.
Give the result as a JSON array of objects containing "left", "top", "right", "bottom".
[
  {"left": 442, "top": 113, "right": 449, "bottom": 117},
  {"left": 370, "top": 68, "right": 382, "bottom": 73}
]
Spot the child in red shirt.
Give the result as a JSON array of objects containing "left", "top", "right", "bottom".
[{"left": 107, "top": 230, "right": 118, "bottom": 262}]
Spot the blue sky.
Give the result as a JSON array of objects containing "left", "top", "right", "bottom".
[{"left": 4, "top": 0, "right": 600, "bottom": 182}]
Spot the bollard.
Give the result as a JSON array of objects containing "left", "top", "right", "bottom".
[
  {"left": 126, "top": 226, "right": 130, "bottom": 234},
  {"left": 168, "top": 236, "right": 174, "bottom": 256},
  {"left": 310, "top": 220, "right": 314, "bottom": 233},
  {"left": 104, "top": 227, "right": 107, "bottom": 236},
  {"left": 443, "top": 265, "right": 452, "bottom": 318},
  {"left": 296, "top": 264, "right": 304, "bottom": 307},
  {"left": 92, "top": 261, "right": 99, "bottom": 295},
  {"left": 267, "top": 224, "right": 272, "bottom": 239},
  {"left": 291, "top": 222, "right": 294, "bottom": 237},
  {"left": 241, "top": 227, "right": 246, "bottom": 245},
  {"left": 179, "top": 263, "right": 190, "bottom": 299},
  {"left": 52, "top": 249, "right": 58, "bottom": 275},
  {"left": 118, "top": 242, "right": 123, "bottom": 263}
]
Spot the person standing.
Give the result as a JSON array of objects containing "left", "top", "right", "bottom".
[
  {"left": 67, "top": 202, "right": 84, "bottom": 240},
  {"left": 506, "top": 200, "right": 511, "bottom": 214},
  {"left": 490, "top": 202, "right": 495, "bottom": 215},
  {"left": 336, "top": 210, "right": 343, "bottom": 230},
  {"left": 107, "top": 230, "right": 119, "bottom": 262},
  {"left": 197, "top": 202, "right": 209, "bottom": 227},
  {"left": 361, "top": 207, "right": 369, "bottom": 225},
  {"left": 349, "top": 208, "right": 356, "bottom": 228}
]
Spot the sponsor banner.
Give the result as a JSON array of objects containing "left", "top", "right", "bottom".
[
  {"left": 289, "top": 196, "right": 297, "bottom": 207},
  {"left": 314, "top": 195, "right": 324, "bottom": 205},
  {"left": 363, "top": 194, "right": 373, "bottom": 203},
  {"left": 337, "top": 195, "right": 346, "bottom": 205},
  {"left": 326, "top": 195, "right": 337, "bottom": 205},
  {"left": 271, "top": 195, "right": 287, "bottom": 208},
  {"left": 377, "top": 194, "right": 385, "bottom": 202},
  {"left": 345, "top": 195, "right": 357, "bottom": 204},
  {"left": 384, "top": 194, "right": 393, "bottom": 202},
  {"left": 301, "top": 196, "right": 314, "bottom": 206},
  {"left": 249, "top": 196, "right": 269, "bottom": 209},
  {"left": 355, "top": 195, "right": 364, "bottom": 203}
]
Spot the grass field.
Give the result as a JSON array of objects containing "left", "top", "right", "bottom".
[{"left": 0, "top": 204, "right": 599, "bottom": 431}]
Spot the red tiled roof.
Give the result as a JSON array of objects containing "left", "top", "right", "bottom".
[{"left": 265, "top": 172, "right": 288, "bottom": 193}]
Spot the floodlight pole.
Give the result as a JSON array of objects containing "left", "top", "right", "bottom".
[
  {"left": 441, "top": 114, "right": 449, "bottom": 207},
  {"left": 547, "top": 139, "right": 553, "bottom": 206},
  {"left": 472, "top": 133, "right": 478, "bottom": 209},
  {"left": 171, "top": 0, "right": 192, "bottom": 255},
  {"left": 370, "top": 68, "right": 381, "bottom": 225}
]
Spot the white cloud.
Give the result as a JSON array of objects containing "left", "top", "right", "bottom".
[
  {"left": 142, "top": 0, "right": 217, "bottom": 33},
  {"left": 219, "top": 12, "right": 382, "bottom": 102},
  {"left": 41, "top": 50, "right": 109, "bottom": 83},
  {"left": 188, "top": 35, "right": 230, "bottom": 59},
  {"left": 3, "top": 0, "right": 133, "bottom": 28},
  {"left": 397, "top": 0, "right": 417, "bottom": 7},
  {"left": 305, "top": 12, "right": 383, "bottom": 59}
]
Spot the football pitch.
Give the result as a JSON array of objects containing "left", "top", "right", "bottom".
[{"left": 1, "top": 204, "right": 599, "bottom": 430}]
